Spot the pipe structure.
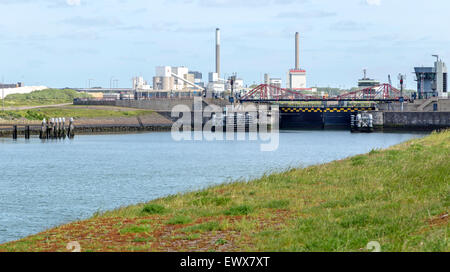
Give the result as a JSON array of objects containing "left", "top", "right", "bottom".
[
  {"left": 170, "top": 73, "right": 205, "bottom": 91},
  {"left": 295, "top": 32, "right": 300, "bottom": 70},
  {"left": 216, "top": 28, "right": 220, "bottom": 77}
]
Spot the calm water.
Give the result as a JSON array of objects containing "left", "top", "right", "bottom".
[{"left": 0, "top": 131, "right": 425, "bottom": 243}]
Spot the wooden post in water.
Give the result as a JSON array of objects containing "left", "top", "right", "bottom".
[
  {"left": 13, "top": 125, "right": 17, "bottom": 140},
  {"left": 40, "top": 118, "right": 46, "bottom": 139},
  {"left": 46, "top": 119, "right": 51, "bottom": 139},
  {"left": 68, "top": 117, "right": 75, "bottom": 139},
  {"left": 25, "top": 126, "right": 30, "bottom": 139},
  {"left": 57, "top": 118, "right": 61, "bottom": 139},
  {"left": 62, "top": 118, "right": 66, "bottom": 139},
  {"left": 53, "top": 118, "right": 58, "bottom": 139},
  {"left": 49, "top": 118, "right": 54, "bottom": 139}
]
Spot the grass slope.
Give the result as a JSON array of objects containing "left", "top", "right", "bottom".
[
  {"left": 1, "top": 131, "right": 448, "bottom": 252},
  {"left": 0, "top": 106, "right": 155, "bottom": 121},
  {"left": 0, "top": 89, "right": 90, "bottom": 107}
]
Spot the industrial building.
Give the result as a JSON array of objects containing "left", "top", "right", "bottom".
[
  {"left": 130, "top": 28, "right": 241, "bottom": 99},
  {"left": 132, "top": 76, "right": 152, "bottom": 91},
  {"left": 286, "top": 32, "right": 316, "bottom": 93},
  {"left": 414, "top": 56, "right": 448, "bottom": 99},
  {"left": 206, "top": 28, "right": 226, "bottom": 96},
  {"left": 152, "top": 66, "right": 203, "bottom": 93}
]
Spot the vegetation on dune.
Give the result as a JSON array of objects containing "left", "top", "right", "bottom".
[
  {"left": 0, "top": 89, "right": 90, "bottom": 107},
  {"left": 0, "top": 106, "right": 155, "bottom": 121},
  {"left": 0, "top": 131, "right": 448, "bottom": 252}
]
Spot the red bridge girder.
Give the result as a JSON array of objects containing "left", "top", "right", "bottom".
[{"left": 240, "top": 83, "right": 408, "bottom": 101}]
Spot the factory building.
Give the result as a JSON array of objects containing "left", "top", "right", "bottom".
[
  {"left": 286, "top": 32, "right": 315, "bottom": 92},
  {"left": 189, "top": 71, "right": 204, "bottom": 88},
  {"left": 153, "top": 66, "right": 174, "bottom": 92},
  {"left": 287, "top": 32, "right": 307, "bottom": 90},
  {"left": 206, "top": 28, "right": 225, "bottom": 96},
  {"left": 153, "top": 66, "right": 200, "bottom": 92},
  {"left": 132, "top": 76, "right": 152, "bottom": 91},
  {"left": 414, "top": 56, "right": 448, "bottom": 99},
  {"left": 286, "top": 32, "right": 314, "bottom": 91},
  {"left": 270, "top": 78, "right": 282, "bottom": 88}
]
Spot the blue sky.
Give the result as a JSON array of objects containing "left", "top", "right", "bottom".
[{"left": 0, "top": 0, "right": 449, "bottom": 89}]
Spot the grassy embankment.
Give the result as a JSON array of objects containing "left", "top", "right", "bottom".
[
  {"left": 0, "top": 88, "right": 90, "bottom": 108},
  {"left": 0, "top": 89, "right": 154, "bottom": 121},
  {"left": 0, "top": 106, "right": 155, "bottom": 121},
  {"left": 1, "top": 131, "right": 448, "bottom": 252}
]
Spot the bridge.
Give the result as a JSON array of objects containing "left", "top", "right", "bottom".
[
  {"left": 72, "top": 88, "right": 133, "bottom": 93},
  {"left": 239, "top": 83, "right": 407, "bottom": 103}
]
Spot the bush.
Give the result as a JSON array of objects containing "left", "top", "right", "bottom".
[
  {"left": 141, "top": 204, "right": 166, "bottom": 215},
  {"left": 167, "top": 215, "right": 192, "bottom": 225},
  {"left": 224, "top": 205, "right": 253, "bottom": 216}
]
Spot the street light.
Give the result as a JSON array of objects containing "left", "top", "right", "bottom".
[
  {"left": 2, "top": 76, "right": 5, "bottom": 111},
  {"left": 110, "top": 76, "right": 116, "bottom": 90}
]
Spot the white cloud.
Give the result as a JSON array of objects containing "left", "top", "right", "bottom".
[
  {"left": 366, "top": 0, "right": 381, "bottom": 6},
  {"left": 66, "top": 0, "right": 81, "bottom": 6}
]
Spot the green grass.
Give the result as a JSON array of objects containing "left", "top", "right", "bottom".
[
  {"left": 167, "top": 215, "right": 193, "bottom": 225},
  {"left": 1, "top": 130, "right": 448, "bottom": 252},
  {"left": 0, "top": 89, "right": 91, "bottom": 107},
  {"left": 142, "top": 204, "right": 167, "bottom": 215},
  {"left": 0, "top": 106, "right": 155, "bottom": 121},
  {"left": 119, "top": 225, "right": 152, "bottom": 234},
  {"left": 181, "top": 221, "right": 225, "bottom": 233}
]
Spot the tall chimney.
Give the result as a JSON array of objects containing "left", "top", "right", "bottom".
[
  {"left": 216, "top": 28, "right": 221, "bottom": 77},
  {"left": 295, "top": 32, "right": 300, "bottom": 70}
]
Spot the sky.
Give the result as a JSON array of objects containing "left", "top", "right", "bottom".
[{"left": 0, "top": 0, "right": 449, "bottom": 89}]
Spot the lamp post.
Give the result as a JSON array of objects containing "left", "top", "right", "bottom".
[
  {"left": 110, "top": 76, "right": 115, "bottom": 90},
  {"left": 1, "top": 76, "right": 4, "bottom": 111}
]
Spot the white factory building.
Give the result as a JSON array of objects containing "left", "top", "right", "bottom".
[
  {"left": 286, "top": 32, "right": 316, "bottom": 92},
  {"left": 152, "top": 66, "right": 203, "bottom": 92}
]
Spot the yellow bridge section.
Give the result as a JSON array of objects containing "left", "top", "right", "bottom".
[{"left": 280, "top": 107, "right": 376, "bottom": 113}]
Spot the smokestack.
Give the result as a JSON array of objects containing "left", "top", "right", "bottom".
[
  {"left": 216, "top": 28, "right": 220, "bottom": 76},
  {"left": 295, "top": 32, "right": 300, "bottom": 70}
]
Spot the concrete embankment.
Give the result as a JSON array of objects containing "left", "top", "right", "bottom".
[
  {"left": 370, "top": 111, "right": 450, "bottom": 130},
  {"left": 0, "top": 113, "right": 174, "bottom": 137},
  {"left": 74, "top": 98, "right": 231, "bottom": 112},
  {"left": 74, "top": 98, "right": 450, "bottom": 131}
]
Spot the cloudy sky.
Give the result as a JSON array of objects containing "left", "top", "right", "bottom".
[{"left": 0, "top": 0, "right": 449, "bottom": 89}]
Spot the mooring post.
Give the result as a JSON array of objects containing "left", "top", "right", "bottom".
[
  {"left": 53, "top": 118, "right": 58, "bottom": 139},
  {"left": 68, "top": 117, "right": 75, "bottom": 139},
  {"left": 57, "top": 117, "right": 62, "bottom": 139},
  {"left": 40, "top": 118, "right": 46, "bottom": 139},
  {"left": 25, "top": 125, "right": 30, "bottom": 139},
  {"left": 62, "top": 117, "right": 66, "bottom": 139},
  {"left": 49, "top": 118, "right": 54, "bottom": 139},
  {"left": 46, "top": 119, "right": 51, "bottom": 139},
  {"left": 13, "top": 125, "right": 17, "bottom": 140}
]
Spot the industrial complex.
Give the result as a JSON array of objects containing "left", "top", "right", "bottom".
[{"left": 2, "top": 27, "right": 449, "bottom": 131}]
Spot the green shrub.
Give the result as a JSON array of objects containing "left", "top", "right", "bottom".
[
  {"left": 167, "top": 215, "right": 192, "bottom": 225},
  {"left": 224, "top": 205, "right": 253, "bottom": 216},
  {"left": 264, "top": 200, "right": 290, "bottom": 209},
  {"left": 142, "top": 204, "right": 166, "bottom": 215}
]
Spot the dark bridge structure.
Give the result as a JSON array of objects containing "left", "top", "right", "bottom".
[{"left": 239, "top": 83, "right": 405, "bottom": 129}]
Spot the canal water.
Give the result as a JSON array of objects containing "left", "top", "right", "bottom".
[{"left": 0, "top": 131, "right": 425, "bottom": 244}]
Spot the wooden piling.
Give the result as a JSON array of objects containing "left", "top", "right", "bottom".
[
  {"left": 25, "top": 126, "right": 30, "bottom": 139},
  {"left": 13, "top": 125, "right": 17, "bottom": 140},
  {"left": 68, "top": 118, "right": 75, "bottom": 139}
]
